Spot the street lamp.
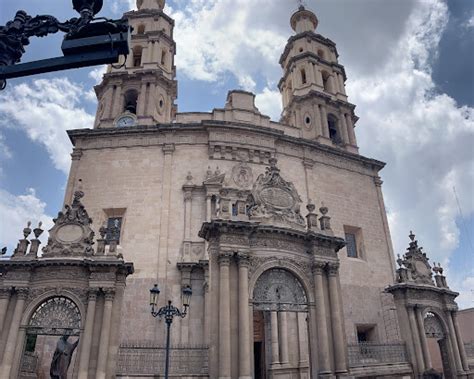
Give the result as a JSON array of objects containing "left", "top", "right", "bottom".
[
  {"left": 149, "top": 283, "right": 192, "bottom": 379},
  {"left": 0, "top": 0, "right": 130, "bottom": 90}
]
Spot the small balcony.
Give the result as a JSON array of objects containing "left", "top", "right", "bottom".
[{"left": 348, "top": 342, "right": 412, "bottom": 377}]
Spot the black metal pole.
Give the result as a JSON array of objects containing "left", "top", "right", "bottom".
[{"left": 164, "top": 302, "right": 172, "bottom": 379}]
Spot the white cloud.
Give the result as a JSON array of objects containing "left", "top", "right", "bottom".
[
  {"left": 347, "top": 0, "right": 474, "bottom": 287},
  {"left": 0, "top": 188, "right": 54, "bottom": 255},
  {"left": 170, "top": 0, "right": 289, "bottom": 91},
  {"left": 464, "top": 14, "right": 474, "bottom": 29},
  {"left": 255, "top": 87, "right": 282, "bottom": 121},
  {"left": 0, "top": 78, "right": 95, "bottom": 173},
  {"left": 89, "top": 65, "right": 107, "bottom": 84}
]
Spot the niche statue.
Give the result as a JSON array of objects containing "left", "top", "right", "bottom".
[{"left": 50, "top": 335, "right": 79, "bottom": 379}]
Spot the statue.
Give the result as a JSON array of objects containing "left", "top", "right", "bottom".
[{"left": 50, "top": 335, "right": 79, "bottom": 379}]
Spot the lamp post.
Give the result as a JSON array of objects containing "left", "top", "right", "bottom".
[
  {"left": 149, "top": 284, "right": 192, "bottom": 379},
  {"left": 0, "top": 0, "right": 130, "bottom": 90}
]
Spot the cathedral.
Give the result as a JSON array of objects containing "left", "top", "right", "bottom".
[{"left": 0, "top": 1, "right": 472, "bottom": 378}]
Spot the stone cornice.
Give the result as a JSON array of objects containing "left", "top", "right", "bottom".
[
  {"left": 279, "top": 31, "right": 338, "bottom": 66},
  {"left": 282, "top": 89, "right": 357, "bottom": 113},
  {"left": 67, "top": 121, "right": 385, "bottom": 172},
  {"left": 198, "top": 219, "right": 346, "bottom": 253},
  {"left": 385, "top": 282, "right": 459, "bottom": 299},
  {"left": 278, "top": 52, "right": 347, "bottom": 86},
  {"left": 124, "top": 9, "right": 175, "bottom": 26},
  {"left": 0, "top": 257, "right": 134, "bottom": 276}
]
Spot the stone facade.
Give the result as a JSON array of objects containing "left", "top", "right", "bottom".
[{"left": 1, "top": 1, "right": 473, "bottom": 378}]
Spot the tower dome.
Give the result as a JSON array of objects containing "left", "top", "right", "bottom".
[
  {"left": 290, "top": 5, "right": 318, "bottom": 33},
  {"left": 137, "top": 0, "right": 165, "bottom": 10}
]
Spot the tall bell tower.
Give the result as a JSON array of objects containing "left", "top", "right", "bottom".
[
  {"left": 93, "top": 0, "right": 177, "bottom": 128},
  {"left": 279, "top": 6, "right": 359, "bottom": 153}
]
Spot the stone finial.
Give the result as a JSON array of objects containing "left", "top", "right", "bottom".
[
  {"left": 96, "top": 223, "right": 107, "bottom": 255},
  {"left": 33, "top": 221, "right": 43, "bottom": 239},
  {"left": 319, "top": 202, "right": 331, "bottom": 231},
  {"left": 206, "top": 166, "right": 213, "bottom": 179},
  {"left": 23, "top": 221, "right": 32, "bottom": 239},
  {"left": 185, "top": 172, "right": 193, "bottom": 185},
  {"left": 306, "top": 199, "right": 318, "bottom": 231},
  {"left": 214, "top": 166, "right": 221, "bottom": 176}
]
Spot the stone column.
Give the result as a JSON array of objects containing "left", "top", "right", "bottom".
[
  {"left": 345, "top": 113, "right": 357, "bottom": 146},
  {"left": 147, "top": 41, "right": 154, "bottom": 63},
  {"left": 407, "top": 305, "right": 425, "bottom": 373},
  {"left": 328, "top": 264, "right": 347, "bottom": 374},
  {"left": 184, "top": 189, "right": 192, "bottom": 240},
  {"left": 339, "top": 113, "right": 350, "bottom": 145},
  {"left": 279, "top": 311, "right": 289, "bottom": 364},
  {"left": 237, "top": 253, "right": 251, "bottom": 379},
  {"left": 446, "top": 310, "right": 463, "bottom": 372},
  {"left": 452, "top": 312, "right": 469, "bottom": 371},
  {"left": 137, "top": 82, "right": 148, "bottom": 116},
  {"left": 78, "top": 290, "right": 98, "bottom": 379},
  {"left": 0, "top": 288, "right": 28, "bottom": 377},
  {"left": 313, "top": 263, "right": 331, "bottom": 374},
  {"left": 415, "top": 307, "right": 432, "bottom": 369},
  {"left": 218, "top": 253, "right": 232, "bottom": 379},
  {"left": 158, "top": 144, "right": 175, "bottom": 288},
  {"left": 0, "top": 288, "right": 11, "bottom": 333},
  {"left": 270, "top": 310, "right": 280, "bottom": 365},
  {"left": 147, "top": 83, "right": 156, "bottom": 117},
  {"left": 111, "top": 85, "right": 123, "bottom": 118},
  {"left": 297, "top": 312, "right": 308, "bottom": 366},
  {"left": 338, "top": 73, "right": 346, "bottom": 95},
  {"left": 315, "top": 68, "right": 323, "bottom": 87},
  {"left": 320, "top": 105, "right": 329, "bottom": 138},
  {"left": 95, "top": 289, "right": 115, "bottom": 379},
  {"left": 313, "top": 104, "right": 322, "bottom": 137},
  {"left": 206, "top": 195, "right": 212, "bottom": 222}
]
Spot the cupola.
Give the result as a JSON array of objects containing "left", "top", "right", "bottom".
[{"left": 290, "top": 6, "right": 318, "bottom": 33}]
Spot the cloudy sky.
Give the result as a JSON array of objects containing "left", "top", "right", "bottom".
[{"left": 0, "top": 0, "right": 473, "bottom": 307}]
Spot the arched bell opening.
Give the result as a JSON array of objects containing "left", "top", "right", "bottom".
[
  {"left": 251, "top": 268, "right": 310, "bottom": 379},
  {"left": 19, "top": 296, "right": 82, "bottom": 378}
]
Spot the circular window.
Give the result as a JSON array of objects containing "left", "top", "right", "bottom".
[
  {"left": 304, "top": 114, "right": 312, "bottom": 129},
  {"left": 299, "top": 47, "right": 303, "bottom": 53},
  {"left": 157, "top": 96, "right": 165, "bottom": 115}
]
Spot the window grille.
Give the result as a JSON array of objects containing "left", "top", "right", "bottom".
[
  {"left": 106, "top": 217, "right": 122, "bottom": 244},
  {"left": 345, "top": 232, "right": 358, "bottom": 258}
]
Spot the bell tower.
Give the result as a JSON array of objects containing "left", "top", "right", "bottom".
[
  {"left": 279, "top": 6, "right": 358, "bottom": 153},
  {"left": 93, "top": 0, "right": 177, "bottom": 128}
]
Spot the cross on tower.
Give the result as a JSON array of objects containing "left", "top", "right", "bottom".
[{"left": 297, "top": 0, "right": 307, "bottom": 8}]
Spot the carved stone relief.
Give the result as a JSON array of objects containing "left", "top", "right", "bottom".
[
  {"left": 424, "top": 312, "right": 445, "bottom": 339},
  {"left": 253, "top": 268, "right": 307, "bottom": 311},
  {"left": 28, "top": 296, "right": 82, "bottom": 336},
  {"left": 231, "top": 161, "right": 253, "bottom": 189},
  {"left": 247, "top": 158, "right": 306, "bottom": 229}
]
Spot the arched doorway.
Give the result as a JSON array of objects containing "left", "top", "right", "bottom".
[
  {"left": 424, "top": 312, "right": 452, "bottom": 378},
  {"left": 20, "top": 296, "right": 82, "bottom": 378},
  {"left": 252, "top": 268, "right": 309, "bottom": 379}
]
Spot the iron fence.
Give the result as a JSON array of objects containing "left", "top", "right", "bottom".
[
  {"left": 117, "top": 341, "right": 209, "bottom": 376},
  {"left": 348, "top": 342, "right": 408, "bottom": 367}
]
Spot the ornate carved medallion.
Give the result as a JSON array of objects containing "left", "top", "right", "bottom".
[
  {"left": 247, "top": 158, "right": 305, "bottom": 229},
  {"left": 232, "top": 162, "right": 253, "bottom": 188}
]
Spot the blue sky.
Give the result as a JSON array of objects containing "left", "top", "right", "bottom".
[{"left": 0, "top": 0, "right": 473, "bottom": 307}]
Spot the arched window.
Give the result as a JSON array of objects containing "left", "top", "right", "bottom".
[
  {"left": 124, "top": 89, "right": 139, "bottom": 114},
  {"left": 161, "top": 49, "right": 167, "bottom": 66},
  {"left": 322, "top": 70, "right": 330, "bottom": 92},
  {"left": 301, "top": 68, "right": 307, "bottom": 85},
  {"left": 132, "top": 46, "right": 143, "bottom": 67},
  {"left": 137, "top": 24, "right": 145, "bottom": 34},
  {"left": 327, "top": 114, "right": 342, "bottom": 145},
  {"left": 317, "top": 49, "right": 325, "bottom": 59}
]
